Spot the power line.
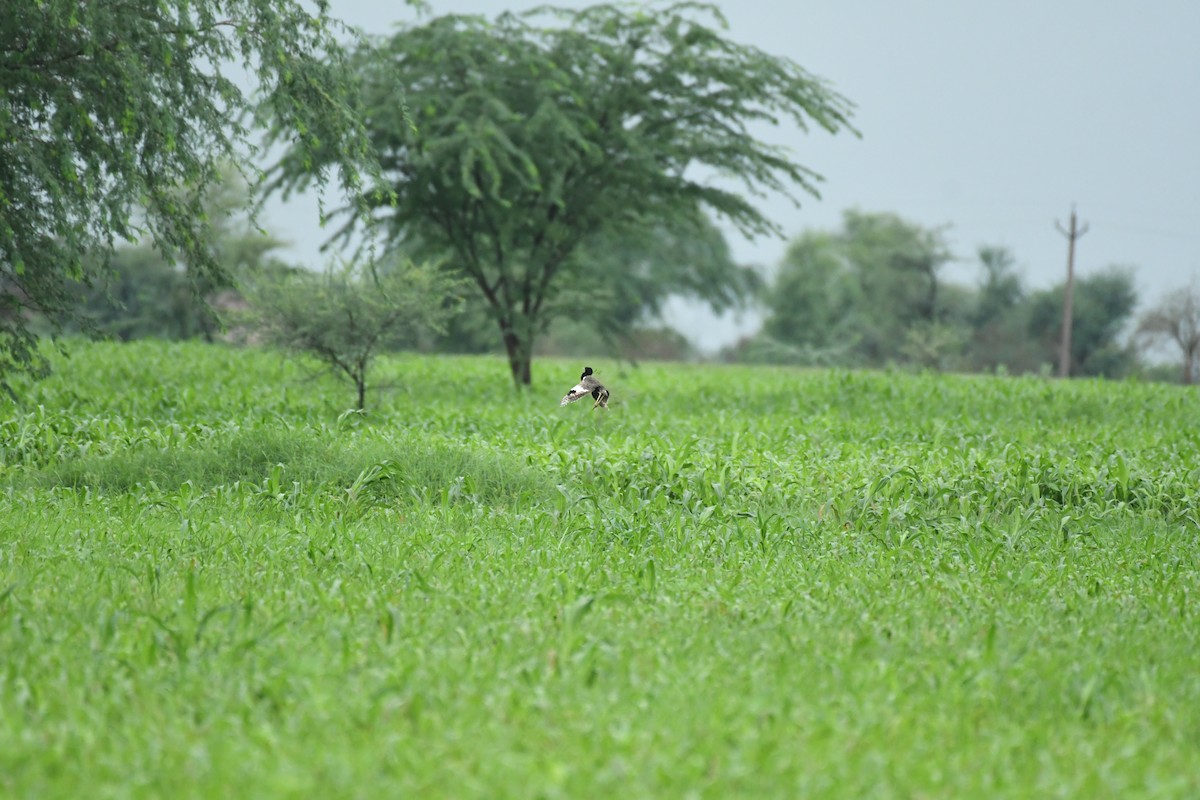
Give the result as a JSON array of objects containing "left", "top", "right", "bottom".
[{"left": 1089, "top": 221, "right": 1199, "bottom": 241}]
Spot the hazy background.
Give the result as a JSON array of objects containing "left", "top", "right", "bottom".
[{"left": 263, "top": 0, "right": 1200, "bottom": 352}]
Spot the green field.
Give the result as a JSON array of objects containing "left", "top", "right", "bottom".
[{"left": 2, "top": 340, "right": 1199, "bottom": 798}]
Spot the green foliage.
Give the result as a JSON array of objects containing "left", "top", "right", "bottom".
[
  {"left": 270, "top": 2, "right": 855, "bottom": 386},
  {"left": 755, "top": 226, "right": 1145, "bottom": 379},
  {"left": 972, "top": 246, "right": 1025, "bottom": 327},
  {"left": 65, "top": 244, "right": 218, "bottom": 341},
  {"left": 0, "top": 0, "right": 379, "bottom": 387},
  {"left": 60, "top": 172, "right": 287, "bottom": 342},
  {"left": 430, "top": 215, "right": 748, "bottom": 360},
  {"left": 964, "top": 246, "right": 1042, "bottom": 374},
  {"left": 840, "top": 211, "right": 953, "bottom": 335},
  {"left": 567, "top": 214, "right": 761, "bottom": 331},
  {"left": 3, "top": 341, "right": 1200, "bottom": 796},
  {"left": 534, "top": 318, "right": 698, "bottom": 363},
  {"left": 762, "top": 230, "right": 864, "bottom": 361},
  {"left": 244, "top": 256, "right": 461, "bottom": 409},
  {"left": 1027, "top": 267, "right": 1139, "bottom": 378},
  {"left": 762, "top": 210, "right": 955, "bottom": 367},
  {"left": 18, "top": 426, "right": 548, "bottom": 506}
]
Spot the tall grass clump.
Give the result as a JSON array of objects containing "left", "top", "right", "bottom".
[{"left": 12, "top": 425, "right": 550, "bottom": 508}]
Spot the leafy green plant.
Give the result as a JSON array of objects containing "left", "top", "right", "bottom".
[{"left": 244, "top": 255, "right": 461, "bottom": 409}]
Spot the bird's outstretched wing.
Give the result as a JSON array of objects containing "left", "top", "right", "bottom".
[{"left": 560, "top": 382, "right": 592, "bottom": 405}]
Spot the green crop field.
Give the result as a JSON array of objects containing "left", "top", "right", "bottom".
[{"left": 2, "top": 340, "right": 1199, "bottom": 798}]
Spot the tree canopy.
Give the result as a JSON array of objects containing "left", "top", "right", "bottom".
[
  {"left": 761, "top": 210, "right": 954, "bottom": 366},
  {"left": 427, "top": 212, "right": 757, "bottom": 358},
  {"left": 270, "top": 2, "right": 856, "bottom": 386},
  {"left": 565, "top": 214, "right": 760, "bottom": 335},
  {"left": 0, "top": 0, "right": 378, "bottom": 388}
]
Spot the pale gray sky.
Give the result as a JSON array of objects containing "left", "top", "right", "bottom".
[{"left": 265, "top": 0, "right": 1200, "bottom": 350}]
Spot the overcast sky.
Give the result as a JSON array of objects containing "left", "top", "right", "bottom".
[{"left": 264, "top": 0, "right": 1200, "bottom": 350}]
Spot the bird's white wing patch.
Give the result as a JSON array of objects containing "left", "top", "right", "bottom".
[{"left": 560, "top": 382, "right": 589, "bottom": 405}]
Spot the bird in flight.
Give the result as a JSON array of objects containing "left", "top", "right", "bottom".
[{"left": 560, "top": 366, "right": 609, "bottom": 409}]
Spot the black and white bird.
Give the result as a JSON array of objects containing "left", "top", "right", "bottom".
[{"left": 560, "top": 366, "right": 609, "bottom": 409}]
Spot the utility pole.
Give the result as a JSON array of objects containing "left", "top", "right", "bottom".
[{"left": 1055, "top": 206, "right": 1089, "bottom": 378}]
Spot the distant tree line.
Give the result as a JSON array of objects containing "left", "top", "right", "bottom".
[
  {"left": 46, "top": 201, "right": 1199, "bottom": 397},
  {"left": 722, "top": 210, "right": 1198, "bottom": 385}
]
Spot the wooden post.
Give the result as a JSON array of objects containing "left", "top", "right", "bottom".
[{"left": 1055, "top": 206, "right": 1089, "bottom": 378}]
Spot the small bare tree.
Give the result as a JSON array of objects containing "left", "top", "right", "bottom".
[
  {"left": 246, "top": 255, "right": 462, "bottom": 409},
  {"left": 1137, "top": 281, "right": 1200, "bottom": 385}
]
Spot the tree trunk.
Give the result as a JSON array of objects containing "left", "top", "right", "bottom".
[{"left": 502, "top": 329, "right": 533, "bottom": 387}]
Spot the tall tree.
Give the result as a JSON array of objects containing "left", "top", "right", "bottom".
[
  {"left": 1137, "top": 281, "right": 1200, "bottom": 385},
  {"left": 965, "top": 246, "right": 1041, "bottom": 374},
  {"left": 972, "top": 246, "right": 1024, "bottom": 328},
  {"left": 762, "top": 230, "right": 863, "bottom": 361},
  {"left": 0, "top": 0, "right": 379, "bottom": 389},
  {"left": 839, "top": 210, "right": 954, "bottom": 362},
  {"left": 270, "top": 3, "right": 856, "bottom": 387},
  {"left": 760, "top": 210, "right": 954, "bottom": 366}
]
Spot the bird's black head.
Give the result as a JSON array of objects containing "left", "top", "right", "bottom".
[{"left": 581, "top": 366, "right": 593, "bottom": 379}]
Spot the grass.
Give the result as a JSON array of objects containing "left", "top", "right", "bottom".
[{"left": 1, "top": 339, "right": 1199, "bottom": 798}]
